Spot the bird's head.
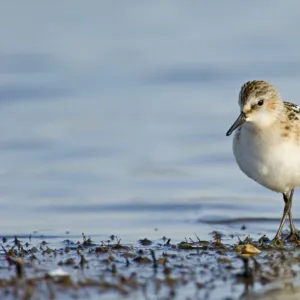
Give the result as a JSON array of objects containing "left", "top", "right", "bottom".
[{"left": 226, "top": 80, "right": 283, "bottom": 136}]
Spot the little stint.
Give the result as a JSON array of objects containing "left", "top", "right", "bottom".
[{"left": 226, "top": 80, "right": 300, "bottom": 241}]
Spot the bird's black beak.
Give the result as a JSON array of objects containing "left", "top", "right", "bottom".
[{"left": 226, "top": 112, "right": 246, "bottom": 136}]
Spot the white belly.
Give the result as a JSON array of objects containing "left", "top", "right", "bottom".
[{"left": 233, "top": 126, "right": 300, "bottom": 193}]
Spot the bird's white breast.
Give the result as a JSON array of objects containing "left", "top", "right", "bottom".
[{"left": 233, "top": 124, "right": 300, "bottom": 193}]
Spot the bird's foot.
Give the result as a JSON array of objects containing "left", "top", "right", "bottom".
[
  {"left": 272, "top": 236, "right": 285, "bottom": 248},
  {"left": 284, "top": 230, "right": 300, "bottom": 242}
]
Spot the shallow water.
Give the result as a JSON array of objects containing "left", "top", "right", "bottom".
[{"left": 1, "top": 2, "right": 300, "bottom": 298}]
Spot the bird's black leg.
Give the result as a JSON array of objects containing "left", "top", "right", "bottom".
[
  {"left": 284, "top": 190, "right": 300, "bottom": 241},
  {"left": 274, "top": 191, "right": 292, "bottom": 241}
]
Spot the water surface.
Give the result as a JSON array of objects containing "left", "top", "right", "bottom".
[{"left": 0, "top": 1, "right": 300, "bottom": 244}]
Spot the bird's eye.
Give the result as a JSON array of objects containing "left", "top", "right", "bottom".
[{"left": 258, "top": 99, "right": 264, "bottom": 106}]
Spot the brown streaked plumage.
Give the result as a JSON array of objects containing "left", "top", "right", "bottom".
[
  {"left": 284, "top": 102, "right": 300, "bottom": 121},
  {"left": 239, "top": 80, "right": 280, "bottom": 107},
  {"left": 278, "top": 103, "right": 300, "bottom": 144}
]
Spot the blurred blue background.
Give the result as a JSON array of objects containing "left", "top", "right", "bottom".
[{"left": 0, "top": 1, "right": 299, "bottom": 241}]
